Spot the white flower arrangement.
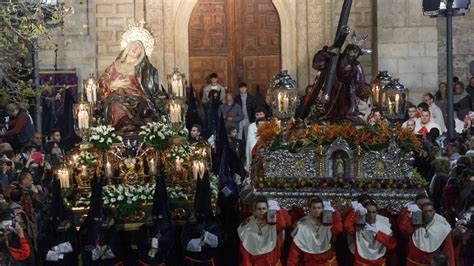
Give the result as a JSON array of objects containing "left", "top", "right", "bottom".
[
  {"left": 165, "top": 143, "right": 193, "bottom": 164},
  {"left": 89, "top": 125, "right": 123, "bottom": 151},
  {"left": 75, "top": 183, "right": 155, "bottom": 215},
  {"left": 167, "top": 185, "right": 189, "bottom": 201},
  {"left": 139, "top": 116, "right": 188, "bottom": 150},
  {"left": 75, "top": 151, "right": 97, "bottom": 168}
]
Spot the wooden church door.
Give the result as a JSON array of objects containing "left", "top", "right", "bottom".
[{"left": 188, "top": 0, "right": 281, "bottom": 97}]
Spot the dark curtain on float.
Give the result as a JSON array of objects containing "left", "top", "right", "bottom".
[{"left": 40, "top": 69, "right": 79, "bottom": 151}]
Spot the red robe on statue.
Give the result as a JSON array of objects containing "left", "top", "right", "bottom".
[
  {"left": 344, "top": 209, "right": 397, "bottom": 266},
  {"left": 399, "top": 208, "right": 455, "bottom": 266},
  {"left": 287, "top": 211, "right": 342, "bottom": 266}
]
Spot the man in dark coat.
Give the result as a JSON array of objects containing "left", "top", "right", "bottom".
[
  {"left": 233, "top": 82, "right": 256, "bottom": 141},
  {"left": 181, "top": 171, "right": 222, "bottom": 266},
  {"left": 137, "top": 175, "right": 176, "bottom": 266}
]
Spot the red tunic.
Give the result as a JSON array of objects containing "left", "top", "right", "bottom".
[
  {"left": 7, "top": 236, "right": 30, "bottom": 261},
  {"left": 240, "top": 211, "right": 287, "bottom": 266},
  {"left": 287, "top": 212, "right": 342, "bottom": 266},
  {"left": 399, "top": 209, "right": 455, "bottom": 266},
  {"left": 344, "top": 209, "right": 397, "bottom": 266}
]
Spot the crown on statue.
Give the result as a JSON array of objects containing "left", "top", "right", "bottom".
[
  {"left": 120, "top": 20, "right": 155, "bottom": 56},
  {"left": 350, "top": 31, "right": 372, "bottom": 55}
]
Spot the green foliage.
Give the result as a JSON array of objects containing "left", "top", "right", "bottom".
[{"left": 0, "top": 1, "right": 73, "bottom": 107}]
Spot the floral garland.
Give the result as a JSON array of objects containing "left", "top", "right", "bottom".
[
  {"left": 139, "top": 116, "right": 188, "bottom": 151},
  {"left": 75, "top": 151, "right": 96, "bottom": 168},
  {"left": 89, "top": 125, "right": 123, "bottom": 151},
  {"left": 257, "top": 120, "right": 421, "bottom": 153},
  {"left": 165, "top": 143, "right": 193, "bottom": 164}
]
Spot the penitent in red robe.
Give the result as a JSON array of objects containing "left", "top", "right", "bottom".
[
  {"left": 287, "top": 211, "right": 342, "bottom": 266},
  {"left": 399, "top": 208, "right": 455, "bottom": 266},
  {"left": 344, "top": 209, "right": 397, "bottom": 266}
]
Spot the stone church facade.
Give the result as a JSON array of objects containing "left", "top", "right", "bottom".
[{"left": 39, "top": 0, "right": 473, "bottom": 103}]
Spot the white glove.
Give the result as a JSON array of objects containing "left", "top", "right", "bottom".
[
  {"left": 91, "top": 246, "right": 101, "bottom": 261},
  {"left": 268, "top": 200, "right": 280, "bottom": 211},
  {"left": 148, "top": 248, "right": 158, "bottom": 258},
  {"left": 101, "top": 248, "right": 115, "bottom": 260},
  {"left": 55, "top": 242, "right": 73, "bottom": 254},
  {"left": 151, "top": 237, "right": 159, "bottom": 249},
  {"left": 186, "top": 238, "right": 203, "bottom": 252},
  {"left": 234, "top": 173, "right": 242, "bottom": 185},
  {"left": 406, "top": 203, "right": 421, "bottom": 213},
  {"left": 46, "top": 250, "right": 60, "bottom": 261},
  {"left": 352, "top": 202, "right": 367, "bottom": 215},
  {"left": 365, "top": 223, "right": 379, "bottom": 234},
  {"left": 323, "top": 201, "right": 335, "bottom": 212},
  {"left": 203, "top": 231, "right": 219, "bottom": 248}
]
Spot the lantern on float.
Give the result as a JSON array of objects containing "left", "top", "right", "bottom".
[
  {"left": 73, "top": 94, "right": 93, "bottom": 140},
  {"left": 167, "top": 68, "right": 187, "bottom": 99},
  {"left": 370, "top": 71, "right": 392, "bottom": 106},
  {"left": 270, "top": 70, "right": 298, "bottom": 120},
  {"left": 382, "top": 79, "right": 409, "bottom": 121},
  {"left": 83, "top": 73, "right": 98, "bottom": 106}
]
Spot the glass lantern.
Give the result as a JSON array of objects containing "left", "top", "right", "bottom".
[
  {"left": 73, "top": 94, "right": 93, "bottom": 140},
  {"left": 370, "top": 71, "right": 392, "bottom": 107},
  {"left": 165, "top": 98, "right": 185, "bottom": 131},
  {"left": 83, "top": 73, "right": 98, "bottom": 106},
  {"left": 381, "top": 79, "right": 409, "bottom": 121},
  {"left": 167, "top": 68, "right": 187, "bottom": 99},
  {"left": 270, "top": 70, "right": 298, "bottom": 119},
  {"left": 56, "top": 163, "right": 72, "bottom": 190}
]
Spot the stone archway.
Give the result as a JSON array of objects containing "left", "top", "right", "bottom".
[{"left": 173, "top": 0, "right": 296, "bottom": 82}]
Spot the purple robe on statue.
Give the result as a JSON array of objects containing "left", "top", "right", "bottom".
[{"left": 312, "top": 46, "right": 370, "bottom": 122}]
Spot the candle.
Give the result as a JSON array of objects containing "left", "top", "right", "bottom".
[
  {"left": 170, "top": 104, "right": 182, "bottom": 123},
  {"left": 149, "top": 158, "right": 157, "bottom": 175},
  {"left": 105, "top": 161, "right": 113, "bottom": 178},
  {"left": 375, "top": 86, "right": 379, "bottom": 104},
  {"left": 277, "top": 93, "right": 282, "bottom": 112},
  {"left": 395, "top": 94, "right": 400, "bottom": 113},
  {"left": 192, "top": 161, "right": 199, "bottom": 180},
  {"left": 176, "top": 156, "right": 183, "bottom": 171},
  {"left": 171, "top": 78, "right": 183, "bottom": 97},
  {"left": 282, "top": 94, "right": 289, "bottom": 113},
  {"left": 81, "top": 165, "right": 88, "bottom": 177},
  {"left": 78, "top": 109, "right": 89, "bottom": 129},
  {"left": 198, "top": 161, "right": 205, "bottom": 179},
  {"left": 58, "top": 168, "right": 70, "bottom": 188},
  {"left": 388, "top": 100, "right": 393, "bottom": 115}
]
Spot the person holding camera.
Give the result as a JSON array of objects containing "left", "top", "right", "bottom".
[
  {"left": 344, "top": 200, "right": 396, "bottom": 266},
  {"left": 0, "top": 155, "right": 16, "bottom": 189},
  {"left": 237, "top": 196, "right": 286, "bottom": 266},
  {"left": 452, "top": 193, "right": 474, "bottom": 266},
  {"left": 2, "top": 220, "right": 31, "bottom": 264},
  {"left": 400, "top": 202, "right": 454, "bottom": 266},
  {"left": 287, "top": 197, "right": 342, "bottom": 266}
]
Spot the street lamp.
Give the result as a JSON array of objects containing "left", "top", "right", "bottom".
[{"left": 423, "top": 0, "right": 471, "bottom": 139}]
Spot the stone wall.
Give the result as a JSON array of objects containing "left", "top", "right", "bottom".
[
  {"left": 377, "top": 0, "right": 438, "bottom": 104},
  {"left": 437, "top": 9, "right": 474, "bottom": 85},
  {"left": 38, "top": 0, "right": 96, "bottom": 84}
]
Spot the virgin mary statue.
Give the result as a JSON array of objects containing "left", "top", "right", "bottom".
[{"left": 99, "top": 25, "right": 164, "bottom": 135}]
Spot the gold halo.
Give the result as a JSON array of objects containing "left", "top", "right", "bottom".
[{"left": 120, "top": 20, "right": 155, "bottom": 57}]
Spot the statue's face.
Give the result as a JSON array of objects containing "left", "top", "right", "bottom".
[{"left": 128, "top": 43, "right": 142, "bottom": 59}]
